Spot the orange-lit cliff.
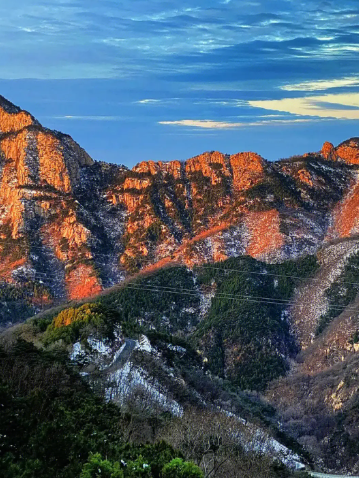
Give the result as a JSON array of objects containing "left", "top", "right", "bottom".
[{"left": 2, "top": 94, "right": 359, "bottom": 321}]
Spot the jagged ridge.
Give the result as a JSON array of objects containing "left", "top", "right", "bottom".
[{"left": 1, "top": 94, "right": 359, "bottom": 324}]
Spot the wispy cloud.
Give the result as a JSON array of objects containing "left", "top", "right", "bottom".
[
  {"left": 2, "top": 0, "right": 359, "bottom": 81},
  {"left": 159, "top": 119, "right": 244, "bottom": 129},
  {"left": 249, "top": 93, "right": 359, "bottom": 119},
  {"left": 53, "top": 115, "right": 124, "bottom": 121},
  {"left": 136, "top": 99, "right": 162, "bottom": 104},
  {"left": 159, "top": 118, "right": 314, "bottom": 129},
  {"left": 281, "top": 77, "right": 359, "bottom": 91}
]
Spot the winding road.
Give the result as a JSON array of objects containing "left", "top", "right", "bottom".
[{"left": 105, "top": 338, "right": 137, "bottom": 373}]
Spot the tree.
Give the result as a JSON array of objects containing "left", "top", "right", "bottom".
[
  {"left": 80, "top": 454, "right": 124, "bottom": 478},
  {"left": 162, "top": 458, "right": 204, "bottom": 477},
  {"left": 160, "top": 407, "right": 279, "bottom": 478}
]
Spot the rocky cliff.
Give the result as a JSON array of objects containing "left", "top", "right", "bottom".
[
  {"left": 2, "top": 94, "right": 359, "bottom": 323},
  {"left": 6, "top": 94, "right": 359, "bottom": 473}
]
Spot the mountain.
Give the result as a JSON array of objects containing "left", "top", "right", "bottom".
[
  {"left": 2, "top": 94, "right": 359, "bottom": 325},
  {"left": 4, "top": 94, "right": 359, "bottom": 474}
]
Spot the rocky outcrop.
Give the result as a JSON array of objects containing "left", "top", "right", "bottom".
[
  {"left": 336, "top": 138, "right": 359, "bottom": 165},
  {"left": 245, "top": 210, "right": 284, "bottom": 259},
  {"left": 3, "top": 94, "right": 359, "bottom": 321},
  {"left": 0, "top": 95, "right": 35, "bottom": 134},
  {"left": 230, "top": 152, "right": 264, "bottom": 190},
  {"left": 321, "top": 141, "right": 338, "bottom": 161},
  {"left": 0, "top": 99, "right": 101, "bottom": 309}
]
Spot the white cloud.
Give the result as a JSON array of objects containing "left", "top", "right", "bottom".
[
  {"left": 159, "top": 118, "right": 314, "bottom": 129},
  {"left": 159, "top": 119, "right": 244, "bottom": 128},
  {"left": 281, "top": 77, "right": 359, "bottom": 91},
  {"left": 193, "top": 99, "right": 247, "bottom": 106},
  {"left": 19, "top": 27, "right": 37, "bottom": 33},
  {"left": 136, "top": 99, "right": 162, "bottom": 104},
  {"left": 53, "top": 115, "right": 124, "bottom": 121},
  {"left": 249, "top": 93, "right": 359, "bottom": 119}
]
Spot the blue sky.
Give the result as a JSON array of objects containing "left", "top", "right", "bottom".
[{"left": 1, "top": 0, "right": 359, "bottom": 166}]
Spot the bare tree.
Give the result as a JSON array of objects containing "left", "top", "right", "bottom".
[{"left": 159, "top": 407, "right": 274, "bottom": 478}]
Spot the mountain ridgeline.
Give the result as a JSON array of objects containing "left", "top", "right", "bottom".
[
  {"left": 1, "top": 94, "right": 359, "bottom": 323},
  {"left": 4, "top": 95, "right": 359, "bottom": 474}
]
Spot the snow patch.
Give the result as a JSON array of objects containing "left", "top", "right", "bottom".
[
  {"left": 135, "top": 335, "right": 152, "bottom": 353},
  {"left": 70, "top": 341, "right": 84, "bottom": 361},
  {"left": 87, "top": 337, "right": 112, "bottom": 357},
  {"left": 167, "top": 344, "right": 186, "bottom": 354},
  {"left": 105, "top": 361, "right": 183, "bottom": 417}
]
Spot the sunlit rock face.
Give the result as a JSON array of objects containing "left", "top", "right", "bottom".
[
  {"left": 0, "top": 96, "right": 104, "bottom": 304},
  {"left": 335, "top": 138, "right": 359, "bottom": 165},
  {"left": 324, "top": 139, "right": 359, "bottom": 239},
  {"left": 2, "top": 94, "right": 359, "bottom": 318},
  {"left": 0, "top": 95, "right": 35, "bottom": 134}
]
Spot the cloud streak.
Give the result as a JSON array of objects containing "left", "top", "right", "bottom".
[
  {"left": 249, "top": 93, "right": 359, "bottom": 119},
  {"left": 136, "top": 99, "right": 162, "bottom": 104},
  {"left": 281, "top": 77, "right": 359, "bottom": 91},
  {"left": 53, "top": 115, "right": 125, "bottom": 121},
  {"left": 159, "top": 118, "right": 314, "bottom": 129}
]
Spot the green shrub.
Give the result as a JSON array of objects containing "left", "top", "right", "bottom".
[
  {"left": 162, "top": 458, "right": 204, "bottom": 478},
  {"left": 146, "top": 221, "right": 163, "bottom": 243},
  {"left": 195, "top": 255, "right": 318, "bottom": 390},
  {"left": 80, "top": 454, "right": 124, "bottom": 478},
  {"left": 125, "top": 455, "right": 152, "bottom": 477},
  {"left": 42, "top": 303, "right": 120, "bottom": 346}
]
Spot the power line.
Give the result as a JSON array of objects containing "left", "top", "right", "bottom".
[
  {"left": 4, "top": 242, "right": 359, "bottom": 299},
  {"left": 2, "top": 247, "right": 359, "bottom": 286},
  {"left": 2, "top": 280, "right": 359, "bottom": 317},
  {"left": 3, "top": 256, "right": 359, "bottom": 294},
  {"left": 103, "top": 282, "right": 359, "bottom": 314},
  {"left": 4, "top": 241, "right": 359, "bottom": 287}
]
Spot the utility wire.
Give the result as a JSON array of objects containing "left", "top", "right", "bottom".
[
  {"left": 99, "top": 282, "right": 359, "bottom": 313},
  {"left": 2, "top": 281, "right": 359, "bottom": 315},
  {"left": 4, "top": 247, "right": 359, "bottom": 289}
]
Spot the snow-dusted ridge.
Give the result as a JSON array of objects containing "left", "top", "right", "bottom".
[{"left": 70, "top": 333, "right": 306, "bottom": 470}]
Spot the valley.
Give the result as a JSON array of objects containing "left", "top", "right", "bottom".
[{"left": 2, "top": 95, "right": 359, "bottom": 476}]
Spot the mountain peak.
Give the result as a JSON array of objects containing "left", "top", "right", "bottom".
[
  {"left": 2, "top": 92, "right": 359, "bottom": 321},
  {"left": 0, "top": 94, "right": 22, "bottom": 114},
  {"left": 336, "top": 137, "right": 359, "bottom": 164},
  {"left": 321, "top": 141, "right": 338, "bottom": 161},
  {"left": 320, "top": 139, "right": 359, "bottom": 164},
  {"left": 0, "top": 95, "right": 38, "bottom": 134}
]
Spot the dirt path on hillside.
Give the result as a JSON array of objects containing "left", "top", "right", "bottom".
[{"left": 105, "top": 338, "right": 137, "bottom": 373}]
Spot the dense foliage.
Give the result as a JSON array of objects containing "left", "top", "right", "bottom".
[
  {"left": 0, "top": 281, "right": 51, "bottom": 327},
  {"left": 162, "top": 458, "right": 203, "bottom": 477},
  {"left": 42, "top": 303, "right": 121, "bottom": 346},
  {"left": 0, "top": 339, "right": 186, "bottom": 478},
  {"left": 100, "top": 266, "right": 200, "bottom": 334},
  {"left": 195, "top": 255, "right": 318, "bottom": 390}
]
